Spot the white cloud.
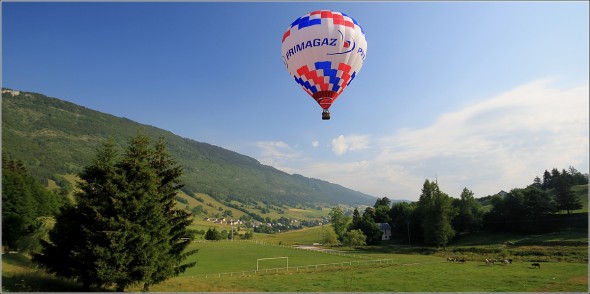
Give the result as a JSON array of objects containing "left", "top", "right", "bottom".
[
  {"left": 255, "top": 141, "right": 301, "bottom": 170},
  {"left": 311, "top": 140, "right": 319, "bottom": 148},
  {"left": 331, "top": 134, "right": 370, "bottom": 155},
  {"left": 296, "top": 80, "right": 589, "bottom": 201}
]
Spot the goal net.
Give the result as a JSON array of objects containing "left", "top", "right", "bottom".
[{"left": 256, "top": 257, "right": 289, "bottom": 271}]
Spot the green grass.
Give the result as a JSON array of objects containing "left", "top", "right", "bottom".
[
  {"left": 451, "top": 228, "right": 588, "bottom": 246},
  {"left": 4, "top": 230, "right": 588, "bottom": 292},
  {"left": 138, "top": 251, "right": 587, "bottom": 292},
  {"left": 1, "top": 253, "right": 102, "bottom": 292},
  {"left": 179, "top": 241, "right": 366, "bottom": 276},
  {"left": 252, "top": 225, "right": 325, "bottom": 245},
  {"left": 285, "top": 207, "right": 330, "bottom": 219}
]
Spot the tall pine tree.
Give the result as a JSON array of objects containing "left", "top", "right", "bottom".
[
  {"left": 33, "top": 135, "right": 197, "bottom": 291},
  {"left": 144, "top": 138, "right": 197, "bottom": 291}
]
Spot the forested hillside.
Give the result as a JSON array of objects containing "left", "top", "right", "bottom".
[{"left": 1, "top": 89, "right": 376, "bottom": 206}]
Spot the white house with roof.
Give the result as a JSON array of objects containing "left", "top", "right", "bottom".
[{"left": 376, "top": 223, "right": 392, "bottom": 240}]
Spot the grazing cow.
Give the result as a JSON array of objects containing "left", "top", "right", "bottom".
[
  {"left": 501, "top": 259, "right": 509, "bottom": 264},
  {"left": 508, "top": 259, "right": 512, "bottom": 264},
  {"left": 458, "top": 259, "right": 466, "bottom": 263},
  {"left": 531, "top": 263, "right": 541, "bottom": 268},
  {"left": 485, "top": 258, "right": 495, "bottom": 266}
]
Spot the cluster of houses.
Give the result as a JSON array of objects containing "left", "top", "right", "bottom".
[
  {"left": 202, "top": 217, "right": 244, "bottom": 226},
  {"left": 202, "top": 217, "right": 308, "bottom": 229},
  {"left": 202, "top": 218, "right": 392, "bottom": 241}
]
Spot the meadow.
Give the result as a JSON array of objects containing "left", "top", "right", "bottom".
[
  {"left": 4, "top": 231, "right": 587, "bottom": 292},
  {"left": 177, "top": 241, "right": 370, "bottom": 276},
  {"left": 127, "top": 239, "right": 587, "bottom": 292},
  {"left": 150, "top": 259, "right": 587, "bottom": 292}
]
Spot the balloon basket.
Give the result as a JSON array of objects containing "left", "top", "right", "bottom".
[{"left": 322, "top": 110, "right": 331, "bottom": 120}]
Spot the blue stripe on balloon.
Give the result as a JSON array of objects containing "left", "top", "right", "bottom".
[
  {"left": 314, "top": 61, "right": 332, "bottom": 70},
  {"left": 298, "top": 16, "right": 310, "bottom": 29},
  {"left": 309, "top": 18, "right": 321, "bottom": 26},
  {"left": 348, "top": 72, "right": 356, "bottom": 85},
  {"left": 294, "top": 76, "right": 318, "bottom": 94}
]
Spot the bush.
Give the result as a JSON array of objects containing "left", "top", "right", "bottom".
[{"left": 205, "top": 228, "right": 221, "bottom": 240}]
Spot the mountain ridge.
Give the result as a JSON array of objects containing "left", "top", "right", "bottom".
[{"left": 2, "top": 88, "right": 377, "bottom": 207}]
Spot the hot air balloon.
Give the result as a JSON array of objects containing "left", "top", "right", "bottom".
[{"left": 281, "top": 10, "right": 367, "bottom": 120}]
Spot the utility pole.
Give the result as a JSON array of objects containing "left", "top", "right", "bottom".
[{"left": 406, "top": 220, "right": 411, "bottom": 245}]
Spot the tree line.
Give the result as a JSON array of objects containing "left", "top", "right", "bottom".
[
  {"left": 2, "top": 153, "right": 66, "bottom": 252},
  {"left": 329, "top": 167, "right": 587, "bottom": 248}
]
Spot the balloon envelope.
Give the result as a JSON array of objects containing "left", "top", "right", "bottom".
[{"left": 281, "top": 10, "right": 367, "bottom": 112}]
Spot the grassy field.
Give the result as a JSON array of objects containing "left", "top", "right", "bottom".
[
  {"left": 137, "top": 257, "right": 587, "bottom": 292},
  {"left": 4, "top": 232, "right": 587, "bottom": 292},
  {"left": 252, "top": 225, "right": 326, "bottom": 245},
  {"left": 133, "top": 229, "right": 588, "bottom": 292},
  {"left": 178, "top": 241, "right": 368, "bottom": 276}
]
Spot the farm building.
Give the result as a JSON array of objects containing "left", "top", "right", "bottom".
[{"left": 376, "top": 223, "right": 392, "bottom": 240}]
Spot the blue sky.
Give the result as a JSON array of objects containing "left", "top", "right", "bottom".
[{"left": 3, "top": 1, "right": 589, "bottom": 201}]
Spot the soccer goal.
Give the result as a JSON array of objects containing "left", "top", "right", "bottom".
[{"left": 256, "top": 257, "right": 289, "bottom": 271}]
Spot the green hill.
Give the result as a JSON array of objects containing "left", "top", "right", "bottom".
[{"left": 1, "top": 89, "right": 376, "bottom": 207}]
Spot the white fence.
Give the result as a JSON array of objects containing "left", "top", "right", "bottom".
[
  {"left": 189, "top": 239, "right": 396, "bottom": 279},
  {"left": 193, "top": 239, "right": 378, "bottom": 260},
  {"left": 242, "top": 240, "right": 378, "bottom": 260},
  {"left": 197, "top": 258, "right": 396, "bottom": 279}
]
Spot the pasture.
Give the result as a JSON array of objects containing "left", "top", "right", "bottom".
[
  {"left": 177, "top": 241, "right": 371, "bottom": 276},
  {"left": 252, "top": 225, "right": 326, "bottom": 245},
  {"left": 3, "top": 232, "right": 588, "bottom": 292},
  {"left": 128, "top": 240, "right": 587, "bottom": 292}
]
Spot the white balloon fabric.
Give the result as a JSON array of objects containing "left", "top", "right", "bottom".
[{"left": 281, "top": 10, "right": 367, "bottom": 113}]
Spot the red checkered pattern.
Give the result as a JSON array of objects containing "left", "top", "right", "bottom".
[
  {"left": 282, "top": 10, "right": 359, "bottom": 43},
  {"left": 294, "top": 62, "right": 355, "bottom": 109}
]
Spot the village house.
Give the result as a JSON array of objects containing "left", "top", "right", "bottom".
[{"left": 376, "top": 223, "right": 392, "bottom": 241}]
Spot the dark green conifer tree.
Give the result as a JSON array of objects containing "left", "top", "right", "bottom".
[
  {"left": 348, "top": 207, "right": 362, "bottom": 231},
  {"left": 33, "top": 135, "right": 197, "bottom": 292},
  {"left": 142, "top": 138, "right": 197, "bottom": 291},
  {"left": 34, "top": 139, "right": 123, "bottom": 289},
  {"left": 2, "top": 153, "right": 64, "bottom": 250}
]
